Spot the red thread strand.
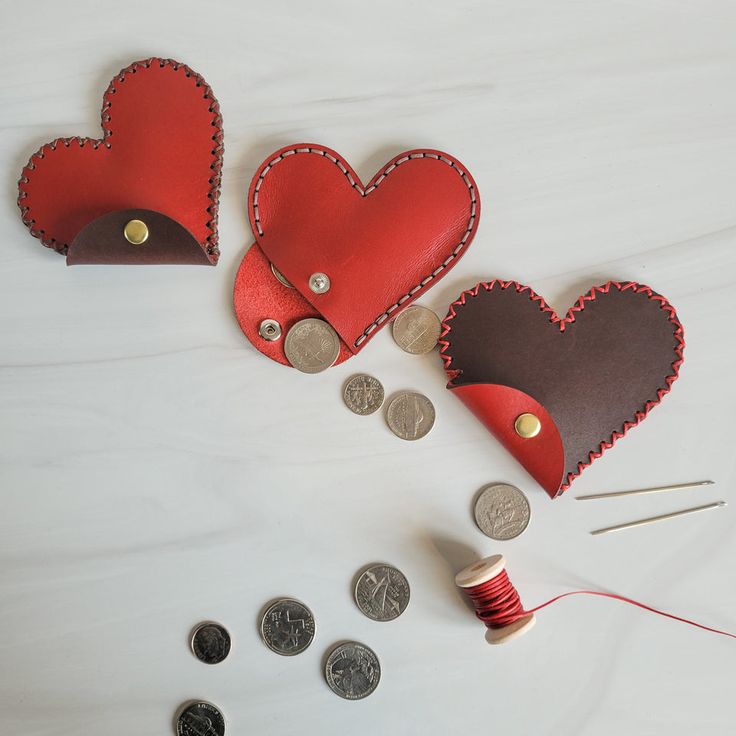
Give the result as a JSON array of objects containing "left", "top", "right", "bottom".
[{"left": 462, "top": 569, "right": 735, "bottom": 639}]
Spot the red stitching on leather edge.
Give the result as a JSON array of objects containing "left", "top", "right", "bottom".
[
  {"left": 16, "top": 57, "right": 224, "bottom": 263},
  {"left": 438, "top": 280, "right": 686, "bottom": 494},
  {"left": 250, "top": 146, "right": 479, "bottom": 348}
]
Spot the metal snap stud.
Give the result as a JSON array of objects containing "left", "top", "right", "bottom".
[
  {"left": 514, "top": 413, "right": 541, "bottom": 439},
  {"left": 309, "top": 272, "right": 330, "bottom": 294},
  {"left": 123, "top": 219, "right": 149, "bottom": 245},
  {"left": 259, "top": 319, "right": 282, "bottom": 341}
]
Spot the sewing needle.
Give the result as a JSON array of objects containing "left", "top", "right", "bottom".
[
  {"left": 575, "top": 480, "right": 714, "bottom": 501},
  {"left": 590, "top": 501, "right": 726, "bottom": 536}
]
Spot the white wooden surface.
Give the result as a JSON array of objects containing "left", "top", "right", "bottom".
[{"left": 1, "top": 2, "right": 735, "bottom": 734}]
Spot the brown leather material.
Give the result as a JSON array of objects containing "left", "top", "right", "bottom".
[
  {"left": 67, "top": 209, "right": 212, "bottom": 265},
  {"left": 440, "top": 281, "right": 684, "bottom": 493}
]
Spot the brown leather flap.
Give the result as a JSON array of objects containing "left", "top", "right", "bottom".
[{"left": 67, "top": 208, "right": 212, "bottom": 265}]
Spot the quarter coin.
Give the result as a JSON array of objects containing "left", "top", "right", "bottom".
[
  {"left": 354, "top": 564, "right": 410, "bottom": 621},
  {"left": 392, "top": 305, "right": 441, "bottom": 354},
  {"left": 386, "top": 391, "right": 435, "bottom": 441},
  {"left": 324, "top": 641, "right": 381, "bottom": 700},
  {"left": 284, "top": 318, "right": 340, "bottom": 373},
  {"left": 190, "top": 622, "right": 231, "bottom": 665},
  {"left": 176, "top": 701, "right": 225, "bottom": 736},
  {"left": 343, "top": 375, "right": 385, "bottom": 415},
  {"left": 474, "top": 483, "right": 531, "bottom": 540},
  {"left": 260, "top": 598, "right": 315, "bottom": 656}
]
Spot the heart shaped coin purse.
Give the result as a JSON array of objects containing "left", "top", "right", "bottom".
[
  {"left": 439, "top": 280, "right": 685, "bottom": 497},
  {"left": 17, "top": 57, "right": 223, "bottom": 265},
  {"left": 233, "top": 145, "right": 480, "bottom": 367}
]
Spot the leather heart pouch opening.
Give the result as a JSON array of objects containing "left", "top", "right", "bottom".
[
  {"left": 17, "top": 57, "right": 223, "bottom": 265},
  {"left": 440, "top": 280, "right": 685, "bottom": 497},
  {"left": 234, "top": 145, "right": 480, "bottom": 366}
]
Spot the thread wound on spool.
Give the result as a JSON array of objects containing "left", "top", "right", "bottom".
[{"left": 456, "top": 554, "right": 736, "bottom": 645}]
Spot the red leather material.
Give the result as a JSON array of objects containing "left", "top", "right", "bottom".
[
  {"left": 17, "top": 58, "right": 223, "bottom": 265},
  {"left": 236, "top": 145, "right": 479, "bottom": 363},
  {"left": 451, "top": 384, "right": 565, "bottom": 498},
  {"left": 440, "top": 280, "right": 685, "bottom": 497},
  {"left": 234, "top": 242, "right": 352, "bottom": 367},
  {"left": 68, "top": 209, "right": 210, "bottom": 265}
]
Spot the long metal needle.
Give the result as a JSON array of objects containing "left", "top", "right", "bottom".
[
  {"left": 575, "top": 480, "right": 714, "bottom": 501},
  {"left": 590, "top": 501, "right": 726, "bottom": 536}
]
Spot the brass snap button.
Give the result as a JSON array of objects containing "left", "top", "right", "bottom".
[
  {"left": 514, "top": 413, "right": 541, "bottom": 439},
  {"left": 123, "top": 219, "right": 149, "bottom": 245}
]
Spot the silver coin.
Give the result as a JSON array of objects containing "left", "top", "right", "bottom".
[
  {"left": 474, "top": 483, "right": 531, "bottom": 540},
  {"left": 270, "top": 262, "right": 294, "bottom": 288},
  {"left": 176, "top": 701, "right": 225, "bottom": 736},
  {"left": 284, "top": 318, "right": 341, "bottom": 374},
  {"left": 190, "top": 622, "right": 231, "bottom": 665},
  {"left": 343, "top": 375, "right": 385, "bottom": 415},
  {"left": 260, "top": 598, "right": 315, "bottom": 656},
  {"left": 392, "top": 305, "right": 441, "bottom": 355},
  {"left": 386, "top": 391, "right": 435, "bottom": 441},
  {"left": 324, "top": 642, "right": 381, "bottom": 700},
  {"left": 354, "top": 564, "right": 410, "bottom": 621}
]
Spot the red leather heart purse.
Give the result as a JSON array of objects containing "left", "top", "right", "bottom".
[
  {"left": 17, "top": 58, "right": 223, "bottom": 265},
  {"left": 233, "top": 145, "right": 480, "bottom": 366},
  {"left": 439, "top": 280, "right": 685, "bottom": 497}
]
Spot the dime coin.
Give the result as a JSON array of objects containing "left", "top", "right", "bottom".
[
  {"left": 270, "top": 262, "right": 294, "bottom": 288},
  {"left": 190, "top": 622, "right": 231, "bottom": 665},
  {"left": 386, "top": 391, "right": 435, "bottom": 441},
  {"left": 392, "top": 305, "right": 441, "bottom": 354},
  {"left": 324, "top": 641, "right": 381, "bottom": 700},
  {"left": 354, "top": 564, "right": 410, "bottom": 621},
  {"left": 284, "top": 318, "right": 341, "bottom": 374},
  {"left": 343, "top": 375, "right": 385, "bottom": 415},
  {"left": 176, "top": 701, "right": 225, "bottom": 736},
  {"left": 474, "top": 483, "right": 531, "bottom": 540},
  {"left": 260, "top": 598, "right": 315, "bottom": 656}
]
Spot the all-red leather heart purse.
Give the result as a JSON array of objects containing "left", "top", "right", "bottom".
[
  {"left": 439, "top": 280, "right": 685, "bottom": 498},
  {"left": 17, "top": 57, "right": 223, "bottom": 265},
  {"left": 233, "top": 145, "right": 480, "bottom": 365}
]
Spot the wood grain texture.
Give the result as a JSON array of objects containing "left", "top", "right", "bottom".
[{"left": 1, "top": 1, "right": 735, "bottom": 734}]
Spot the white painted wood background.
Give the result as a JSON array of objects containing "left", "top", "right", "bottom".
[{"left": 1, "top": 2, "right": 734, "bottom": 734}]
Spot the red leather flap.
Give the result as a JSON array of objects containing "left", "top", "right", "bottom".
[
  {"left": 17, "top": 58, "right": 223, "bottom": 265},
  {"left": 233, "top": 242, "right": 352, "bottom": 367},
  {"left": 451, "top": 384, "right": 565, "bottom": 498},
  {"left": 246, "top": 145, "right": 479, "bottom": 353},
  {"left": 68, "top": 209, "right": 210, "bottom": 265}
]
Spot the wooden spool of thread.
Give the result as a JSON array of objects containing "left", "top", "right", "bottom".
[
  {"left": 455, "top": 554, "right": 535, "bottom": 645},
  {"left": 455, "top": 553, "right": 736, "bottom": 645}
]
